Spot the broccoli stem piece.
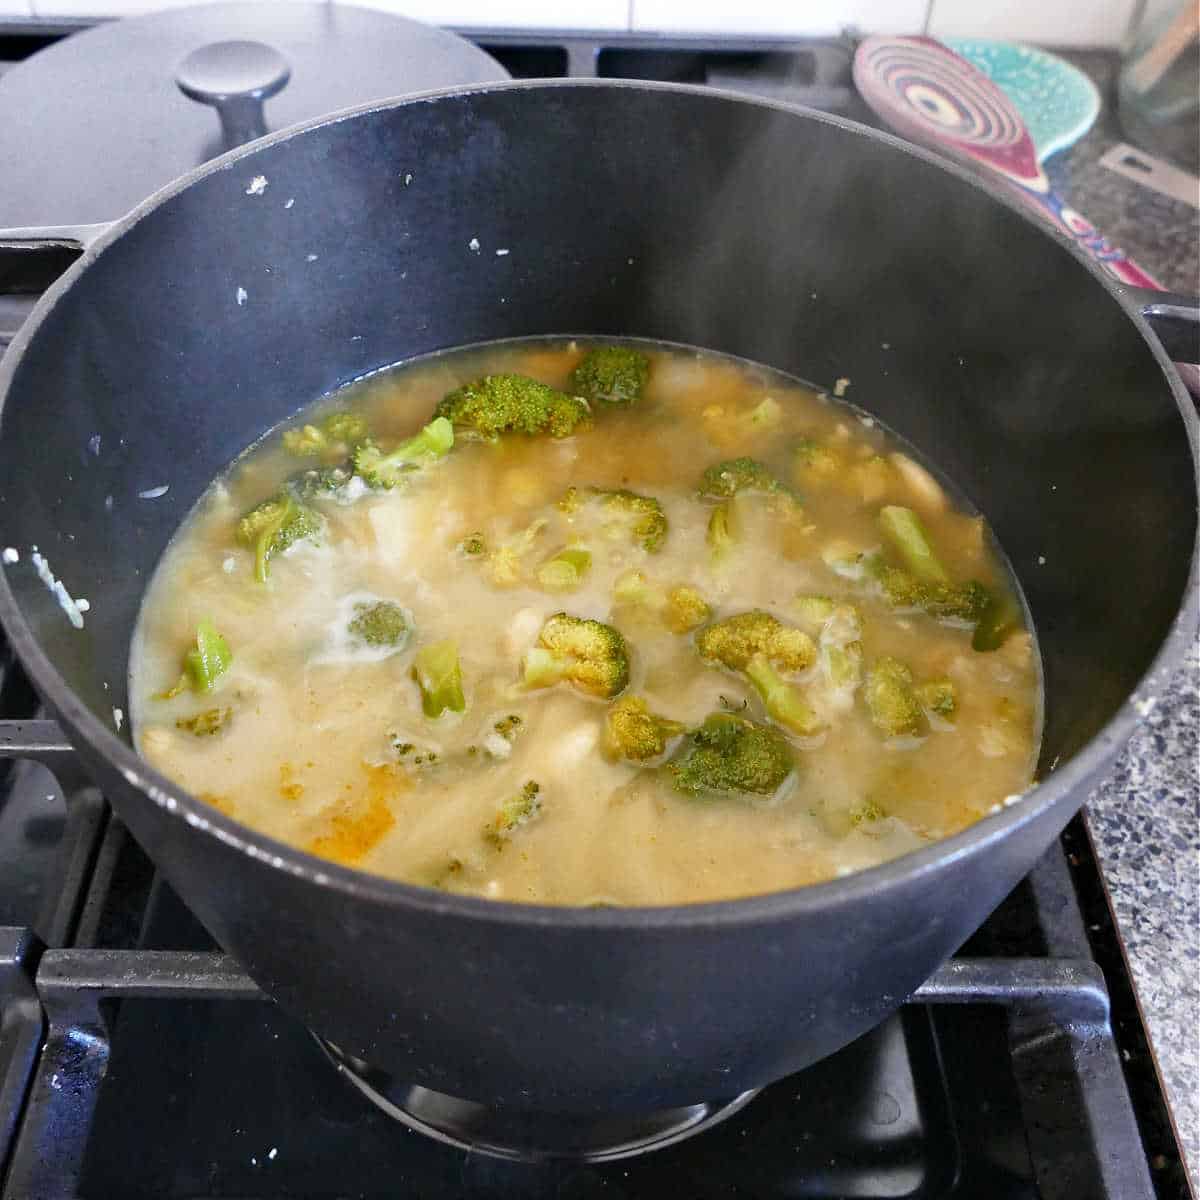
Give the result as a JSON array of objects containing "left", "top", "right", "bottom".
[
  {"left": 669, "top": 712, "right": 794, "bottom": 797},
  {"left": 744, "top": 654, "right": 826, "bottom": 737},
  {"left": 865, "top": 656, "right": 928, "bottom": 739},
  {"left": 162, "top": 619, "right": 232, "bottom": 698},
  {"left": 352, "top": 417, "right": 454, "bottom": 488},
  {"left": 521, "top": 613, "right": 630, "bottom": 698},
  {"left": 707, "top": 501, "right": 739, "bottom": 564},
  {"left": 536, "top": 546, "right": 592, "bottom": 593},
  {"left": 603, "top": 696, "right": 686, "bottom": 762},
  {"left": 972, "top": 587, "right": 1022, "bottom": 652},
  {"left": 412, "top": 640, "right": 466, "bottom": 718},
  {"left": 791, "top": 594, "right": 836, "bottom": 633},
  {"left": 569, "top": 346, "right": 650, "bottom": 406},
  {"left": 878, "top": 506, "right": 950, "bottom": 585}
]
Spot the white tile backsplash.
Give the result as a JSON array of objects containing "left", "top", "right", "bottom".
[
  {"left": 29, "top": 0, "right": 629, "bottom": 28},
  {"left": 928, "top": 0, "right": 1139, "bottom": 47},
  {"left": 631, "top": 0, "right": 929, "bottom": 35}
]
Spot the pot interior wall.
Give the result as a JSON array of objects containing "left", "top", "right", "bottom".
[{"left": 1, "top": 84, "right": 1194, "bottom": 778}]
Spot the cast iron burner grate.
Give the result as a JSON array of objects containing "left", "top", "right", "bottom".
[{"left": 0, "top": 708, "right": 1187, "bottom": 1198}]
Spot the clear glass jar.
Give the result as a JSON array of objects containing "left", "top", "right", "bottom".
[{"left": 1118, "top": 0, "right": 1200, "bottom": 173}]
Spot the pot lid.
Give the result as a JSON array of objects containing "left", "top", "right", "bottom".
[{"left": 0, "top": 2, "right": 509, "bottom": 229}]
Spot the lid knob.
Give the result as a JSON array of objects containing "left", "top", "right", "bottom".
[{"left": 176, "top": 40, "right": 291, "bottom": 151}]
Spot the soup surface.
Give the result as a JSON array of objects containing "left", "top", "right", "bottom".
[{"left": 131, "top": 340, "right": 1040, "bottom": 905}]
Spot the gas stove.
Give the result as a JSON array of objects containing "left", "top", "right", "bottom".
[{"left": 0, "top": 22, "right": 1194, "bottom": 1200}]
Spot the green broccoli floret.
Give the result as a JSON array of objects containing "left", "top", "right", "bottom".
[
  {"left": 236, "top": 492, "right": 322, "bottom": 583},
  {"left": 457, "top": 532, "right": 487, "bottom": 557},
  {"left": 603, "top": 695, "right": 686, "bottom": 762},
  {"left": 348, "top": 600, "right": 411, "bottom": 648},
  {"left": 707, "top": 501, "right": 739, "bottom": 564},
  {"left": 435, "top": 374, "right": 591, "bottom": 440},
  {"left": 699, "top": 457, "right": 781, "bottom": 499},
  {"left": 282, "top": 410, "right": 369, "bottom": 457},
  {"left": 916, "top": 678, "right": 957, "bottom": 718},
  {"left": 595, "top": 489, "right": 668, "bottom": 552},
  {"left": 288, "top": 463, "right": 354, "bottom": 501},
  {"left": 663, "top": 585, "right": 711, "bottom": 634},
  {"left": 793, "top": 439, "right": 843, "bottom": 478},
  {"left": 352, "top": 417, "right": 454, "bottom": 489},
  {"left": 695, "top": 611, "right": 816, "bottom": 673},
  {"left": 569, "top": 346, "right": 650, "bottom": 406},
  {"left": 412, "top": 640, "right": 466, "bottom": 718},
  {"left": 744, "top": 654, "right": 826, "bottom": 737},
  {"left": 871, "top": 561, "right": 991, "bottom": 623},
  {"left": 865, "top": 656, "right": 928, "bottom": 739},
  {"left": 175, "top": 706, "right": 233, "bottom": 736},
  {"left": 522, "top": 613, "right": 630, "bottom": 698},
  {"left": 493, "top": 714, "right": 524, "bottom": 740},
  {"left": 669, "top": 712, "right": 794, "bottom": 797},
  {"left": 484, "top": 781, "right": 542, "bottom": 846},
  {"left": 486, "top": 518, "right": 549, "bottom": 587},
  {"left": 536, "top": 546, "right": 593, "bottom": 593},
  {"left": 559, "top": 487, "right": 668, "bottom": 553}
]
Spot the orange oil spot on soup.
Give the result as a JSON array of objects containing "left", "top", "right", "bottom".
[
  {"left": 199, "top": 792, "right": 235, "bottom": 816},
  {"left": 307, "top": 764, "right": 405, "bottom": 865},
  {"left": 279, "top": 763, "right": 304, "bottom": 802}
]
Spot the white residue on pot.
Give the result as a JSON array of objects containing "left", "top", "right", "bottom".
[
  {"left": 403, "top": 172, "right": 413, "bottom": 186},
  {"left": 112, "top": 707, "right": 124, "bottom": 731},
  {"left": 284, "top": 197, "right": 295, "bottom": 209},
  {"left": 245, "top": 175, "right": 268, "bottom": 196},
  {"left": 87, "top": 434, "right": 101, "bottom": 456},
  {"left": 468, "top": 237, "right": 481, "bottom": 253},
  {"left": 1037, "top": 555, "right": 1046, "bottom": 565},
  {"left": 104, "top": 494, "right": 114, "bottom": 513},
  {"left": 495, "top": 248, "right": 510, "bottom": 256},
  {"left": 138, "top": 485, "right": 169, "bottom": 500},
  {"left": 29, "top": 546, "right": 85, "bottom": 629},
  {"left": 306, "top": 254, "right": 318, "bottom": 262},
  {"left": 2, "top": 547, "right": 18, "bottom": 564},
  {"left": 236, "top": 287, "right": 248, "bottom": 306}
]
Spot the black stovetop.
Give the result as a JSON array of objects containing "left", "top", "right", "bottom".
[{"left": 0, "top": 24, "right": 1194, "bottom": 1200}]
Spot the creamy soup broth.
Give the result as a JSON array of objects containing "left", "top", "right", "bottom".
[{"left": 130, "top": 340, "right": 1040, "bottom": 905}]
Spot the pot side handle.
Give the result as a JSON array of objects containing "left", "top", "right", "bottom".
[
  {"left": 1120, "top": 285, "right": 1200, "bottom": 397},
  {"left": 0, "top": 225, "right": 111, "bottom": 348}
]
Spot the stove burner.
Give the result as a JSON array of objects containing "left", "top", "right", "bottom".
[{"left": 317, "top": 1037, "right": 759, "bottom": 1162}]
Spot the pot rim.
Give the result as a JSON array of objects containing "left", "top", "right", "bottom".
[{"left": 1, "top": 77, "right": 1196, "bottom": 931}]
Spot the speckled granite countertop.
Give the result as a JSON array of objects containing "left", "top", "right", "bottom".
[{"left": 1048, "top": 50, "right": 1199, "bottom": 1191}]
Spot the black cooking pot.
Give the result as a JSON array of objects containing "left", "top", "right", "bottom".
[{"left": 0, "top": 81, "right": 1196, "bottom": 1119}]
